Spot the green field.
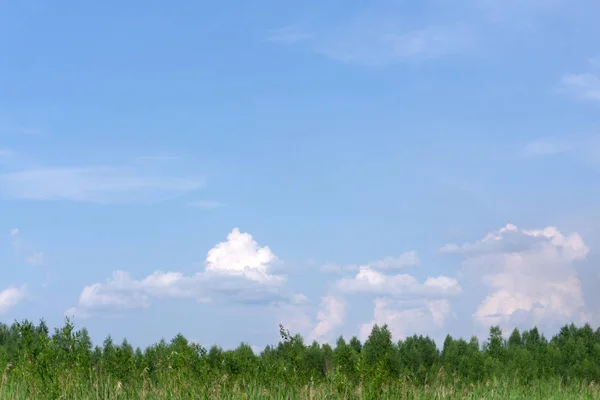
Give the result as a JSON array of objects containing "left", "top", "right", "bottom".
[
  {"left": 1, "top": 377, "right": 599, "bottom": 399},
  {"left": 1, "top": 319, "right": 599, "bottom": 399}
]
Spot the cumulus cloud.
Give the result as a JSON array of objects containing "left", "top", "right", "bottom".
[
  {"left": 0, "top": 286, "right": 27, "bottom": 313},
  {"left": 359, "top": 298, "right": 452, "bottom": 341},
  {"left": 442, "top": 224, "right": 590, "bottom": 330},
  {"left": 339, "top": 266, "right": 460, "bottom": 340},
  {"left": 316, "top": 251, "right": 461, "bottom": 341},
  {"left": 67, "top": 228, "right": 300, "bottom": 318},
  {"left": 336, "top": 267, "right": 462, "bottom": 298},
  {"left": 205, "top": 228, "right": 282, "bottom": 284},
  {"left": 309, "top": 296, "right": 346, "bottom": 342}
]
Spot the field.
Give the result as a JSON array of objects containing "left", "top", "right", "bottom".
[
  {"left": 1, "top": 375, "right": 598, "bottom": 399},
  {"left": 0, "top": 320, "right": 599, "bottom": 399}
]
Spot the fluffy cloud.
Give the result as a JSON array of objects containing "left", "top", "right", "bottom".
[
  {"left": 359, "top": 298, "right": 451, "bottom": 341},
  {"left": 442, "top": 224, "right": 590, "bottom": 329},
  {"left": 315, "top": 252, "right": 462, "bottom": 341},
  {"left": 336, "top": 265, "right": 460, "bottom": 341},
  {"left": 67, "top": 228, "right": 299, "bottom": 318},
  {"left": 336, "top": 267, "right": 462, "bottom": 298},
  {"left": 0, "top": 286, "right": 26, "bottom": 313},
  {"left": 205, "top": 229, "right": 282, "bottom": 284},
  {"left": 309, "top": 296, "right": 346, "bottom": 342}
]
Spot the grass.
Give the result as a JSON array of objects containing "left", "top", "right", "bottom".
[{"left": 0, "top": 372, "right": 598, "bottom": 400}]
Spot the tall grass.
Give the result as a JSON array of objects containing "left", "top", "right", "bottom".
[{"left": 0, "top": 367, "right": 598, "bottom": 399}]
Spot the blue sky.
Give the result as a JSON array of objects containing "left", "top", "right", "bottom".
[{"left": 1, "top": 0, "right": 600, "bottom": 350}]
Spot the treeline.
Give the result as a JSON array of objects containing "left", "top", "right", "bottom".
[{"left": 0, "top": 319, "right": 600, "bottom": 397}]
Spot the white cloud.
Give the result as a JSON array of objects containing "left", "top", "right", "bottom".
[
  {"left": 560, "top": 60, "right": 600, "bottom": 105},
  {"left": 9, "top": 228, "right": 19, "bottom": 237},
  {"left": 0, "top": 286, "right": 26, "bottom": 313},
  {"left": 205, "top": 228, "right": 282, "bottom": 284},
  {"left": 359, "top": 297, "right": 451, "bottom": 341},
  {"left": 68, "top": 228, "right": 298, "bottom": 318},
  {"left": 336, "top": 267, "right": 462, "bottom": 298},
  {"left": 309, "top": 296, "right": 345, "bottom": 342},
  {"left": 442, "top": 224, "right": 590, "bottom": 329},
  {"left": 0, "top": 166, "right": 203, "bottom": 204},
  {"left": 320, "top": 253, "right": 460, "bottom": 341}
]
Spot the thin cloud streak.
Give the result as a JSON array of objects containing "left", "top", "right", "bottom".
[
  {"left": 267, "top": 25, "right": 313, "bottom": 44},
  {"left": 187, "top": 200, "right": 224, "bottom": 209},
  {"left": 269, "top": 9, "right": 473, "bottom": 67},
  {"left": 0, "top": 166, "right": 203, "bottom": 204}
]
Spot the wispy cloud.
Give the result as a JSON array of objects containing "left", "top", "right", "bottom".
[
  {"left": 561, "top": 73, "right": 600, "bottom": 104},
  {"left": 134, "top": 155, "right": 182, "bottom": 164},
  {"left": 0, "top": 165, "right": 203, "bottom": 204},
  {"left": 477, "top": 0, "right": 563, "bottom": 22},
  {"left": 0, "top": 117, "right": 44, "bottom": 136},
  {"left": 314, "top": 23, "right": 473, "bottom": 66},
  {"left": 25, "top": 252, "right": 44, "bottom": 266},
  {"left": 521, "top": 135, "right": 600, "bottom": 169},
  {"left": 560, "top": 59, "right": 600, "bottom": 105},
  {"left": 320, "top": 251, "right": 419, "bottom": 274},
  {"left": 269, "top": 9, "right": 473, "bottom": 67},
  {"left": 9, "top": 228, "right": 45, "bottom": 267},
  {"left": 187, "top": 200, "right": 224, "bottom": 210},
  {"left": 267, "top": 25, "right": 312, "bottom": 44},
  {"left": 522, "top": 138, "right": 576, "bottom": 157}
]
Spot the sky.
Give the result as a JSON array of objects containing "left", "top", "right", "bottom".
[{"left": 1, "top": 0, "right": 600, "bottom": 351}]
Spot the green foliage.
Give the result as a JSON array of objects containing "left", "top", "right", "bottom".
[{"left": 0, "top": 318, "right": 599, "bottom": 399}]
